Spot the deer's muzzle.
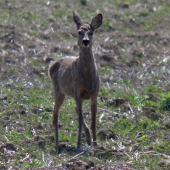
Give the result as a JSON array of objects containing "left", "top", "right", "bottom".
[{"left": 82, "top": 32, "right": 90, "bottom": 46}]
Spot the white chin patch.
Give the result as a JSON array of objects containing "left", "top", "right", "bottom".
[{"left": 83, "top": 43, "right": 89, "bottom": 47}]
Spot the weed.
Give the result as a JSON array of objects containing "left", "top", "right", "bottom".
[
  {"left": 99, "top": 86, "right": 110, "bottom": 96},
  {"left": 25, "top": 10, "right": 39, "bottom": 20},
  {"left": 80, "top": 0, "right": 87, "bottom": 6},
  {"left": 139, "top": 11, "right": 151, "bottom": 17},
  {"left": 52, "top": 9, "right": 65, "bottom": 18},
  {"left": 32, "top": 60, "right": 39, "bottom": 66},
  {"left": 148, "top": 86, "right": 160, "bottom": 93},
  {"left": 160, "top": 92, "right": 170, "bottom": 111},
  {"left": 1, "top": 0, "right": 170, "bottom": 169},
  {"left": 30, "top": 30, "right": 36, "bottom": 35},
  {"left": 99, "top": 66, "right": 112, "bottom": 75},
  {"left": 143, "top": 23, "right": 151, "bottom": 30}
]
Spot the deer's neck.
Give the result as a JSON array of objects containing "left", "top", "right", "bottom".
[
  {"left": 77, "top": 47, "right": 98, "bottom": 92},
  {"left": 79, "top": 47, "right": 95, "bottom": 70}
]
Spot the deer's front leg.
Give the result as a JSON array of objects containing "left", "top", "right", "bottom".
[
  {"left": 91, "top": 95, "right": 97, "bottom": 147},
  {"left": 76, "top": 97, "right": 83, "bottom": 152},
  {"left": 75, "top": 106, "right": 91, "bottom": 146}
]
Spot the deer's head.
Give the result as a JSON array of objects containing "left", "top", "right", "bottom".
[{"left": 73, "top": 11, "right": 103, "bottom": 49}]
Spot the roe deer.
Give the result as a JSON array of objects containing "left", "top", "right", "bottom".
[{"left": 48, "top": 11, "right": 103, "bottom": 152}]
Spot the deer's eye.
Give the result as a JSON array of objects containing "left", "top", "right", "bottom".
[
  {"left": 78, "top": 31, "right": 82, "bottom": 35},
  {"left": 89, "top": 32, "right": 93, "bottom": 36}
]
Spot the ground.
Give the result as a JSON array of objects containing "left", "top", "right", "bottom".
[{"left": 0, "top": 0, "right": 170, "bottom": 169}]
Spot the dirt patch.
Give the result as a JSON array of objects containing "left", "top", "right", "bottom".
[{"left": 1, "top": 0, "right": 170, "bottom": 169}]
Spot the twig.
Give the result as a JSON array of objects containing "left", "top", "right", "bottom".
[
  {"left": 71, "top": 151, "right": 84, "bottom": 159},
  {"left": 98, "top": 107, "right": 113, "bottom": 114},
  {"left": 124, "top": 152, "right": 132, "bottom": 160},
  {"left": 138, "top": 151, "right": 170, "bottom": 157},
  {"left": 3, "top": 134, "right": 9, "bottom": 142},
  {"left": 156, "top": 56, "right": 170, "bottom": 66},
  {"left": 128, "top": 103, "right": 134, "bottom": 113}
]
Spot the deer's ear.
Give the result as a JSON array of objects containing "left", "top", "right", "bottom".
[
  {"left": 90, "top": 13, "right": 103, "bottom": 30},
  {"left": 73, "top": 11, "right": 84, "bottom": 30}
]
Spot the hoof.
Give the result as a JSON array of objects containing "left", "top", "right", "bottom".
[
  {"left": 77, "top": 143, "right": 82, "bottom": 153},
  {"left": 87, "top": 141, "right": 91, "bottom": 146},
  {"left": 93, "top": 141, "right": 97, "bottom": 147}
]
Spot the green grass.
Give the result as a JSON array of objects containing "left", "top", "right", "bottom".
[
  {"left": 1, "top": 0, "right": 170, "bottom": 169},
  {"left": 160, "top": 92, "right": 170, "bottom": 111}
]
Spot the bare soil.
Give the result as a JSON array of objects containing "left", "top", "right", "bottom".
[{"left": 0, "top": 0, "right": 170, "bottom": 169}]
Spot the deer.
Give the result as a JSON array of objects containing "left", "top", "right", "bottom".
[{"left": 48, "top": 10, "right": 103, "bottom": 152}]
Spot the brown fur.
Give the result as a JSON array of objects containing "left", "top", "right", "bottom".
[{"left": 49, "top": 11, "right": 103, "bottom": 152}]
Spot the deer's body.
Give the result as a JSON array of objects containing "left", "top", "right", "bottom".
[{"left": 49, "top": 11, "right": 103, "bottom": 152}]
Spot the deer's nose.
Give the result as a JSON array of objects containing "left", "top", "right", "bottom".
[{"left": 83, "top": 39, "right": 90, "bottom": 46}]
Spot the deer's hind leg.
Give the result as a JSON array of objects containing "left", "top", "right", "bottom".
[{"left": 52, "top": 82, "right": 65, "bottom": 153}]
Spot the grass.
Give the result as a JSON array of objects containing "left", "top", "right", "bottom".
[{"left": 0, "top": 0, "right": 170, "bottom": 169}]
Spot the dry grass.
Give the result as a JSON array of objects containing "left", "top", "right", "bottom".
[{"left": 0, "top": 0, "right": 170, "bottom": 169}]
